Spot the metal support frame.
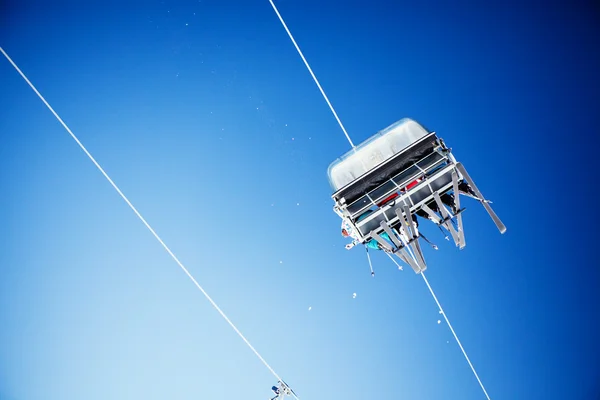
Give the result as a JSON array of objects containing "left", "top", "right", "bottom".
[
  {"left": 456, "top": 163, "right": 507, "bottom": 234},
  {"left": 371, "top": 217, "right": 426, "bottom": 274},
  {"left": 381, "top": 220, "right": 403, "bottom": 248},
  {"left": 352, "top": 162, "right": 456, "bottom": 238},
  {"left": 345, "top": 151, "right": 449, "bottom": 220},
  {"left": 370, "top": 230, "right": 395, "bottom": 253},
  {"left": 433, "top": 179, "right": 462, "bottom": 249},
  {"left": 334, "top": 135, "right": 507, "bottom": 274},
  {"left": 398, "top": 206, "right": 427, "bottom": 271},
  {"left": 452, "top": 169, "right": 465, "bottom": 248}
]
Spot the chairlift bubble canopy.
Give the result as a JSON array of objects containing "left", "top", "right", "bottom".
[{"left": 327, "top": 118, "right": 430, "bottom": 192}]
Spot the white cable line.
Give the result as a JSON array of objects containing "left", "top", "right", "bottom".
[
  {"left": 267, "top": 1, "right": 491, "bottom": 394},
  {"left": 0, "top": 46, "right": 299, "bottom": 400},
  {"left": 268, "top": 0, "right": 355, "bottom": 149},
  {"left": 420, "top": 271, "right": 492, "bottom": 400},
  {"left": 269, "top": 1, "right": 491, "bottom": 396}
]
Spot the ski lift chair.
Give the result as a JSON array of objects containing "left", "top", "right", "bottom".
[{"left": 328, "top": 118, "right": 506, "bottom": 274}]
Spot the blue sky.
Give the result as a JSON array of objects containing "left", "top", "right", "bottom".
[{"left": 1, "top": 1, "right": 599, "bottom": 399}]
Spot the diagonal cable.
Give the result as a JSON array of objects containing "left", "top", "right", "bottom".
[
  {"left": 268, "top": 0, "right": 355, "bottom": 148},
  {"left": 420, "top": 271, "right": 492, "bottom": 400},
  {"left": 0, "top": 45, "right": 299, "bottom": 400}
]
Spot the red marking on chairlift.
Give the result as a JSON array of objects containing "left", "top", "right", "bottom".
[
  {"left": 405, "top": 178, "right": 422, "bottom": 191},
  {"left": 377, "top": 192, "right": 399, "bottom": 207}
]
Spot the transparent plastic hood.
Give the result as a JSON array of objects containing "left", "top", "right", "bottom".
[{"left": 327, "top": 118, "right": 430, "bottom": 192}]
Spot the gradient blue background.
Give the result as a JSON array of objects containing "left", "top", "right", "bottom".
[{"left": 1, "top": 1, "right": 599, "bottom": 399}]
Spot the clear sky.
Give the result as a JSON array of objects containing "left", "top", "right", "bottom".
[{"left": 1, "top": 1, "right": 599, "bottom": 399}]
